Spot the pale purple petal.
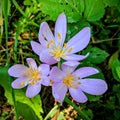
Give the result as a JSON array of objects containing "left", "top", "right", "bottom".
[
  {"left": 69, "top": 88, "right": 88, "bottom": 103},
  {"left": 63, "top": 60, "right": 80, "bottom": 67},
  {"left": 8, "top": 64, "right": 28, "bottom": 77},
  {"left": 55, "top": 13, "right": 66, "bottom": 46},
  {"left": 38, "top": 22, "right": 48, "bottom": 47},
  {"left": 38, "top": 64, "right": 50, "bottom": 75},
  {"left": 26, "top": 84, "right": 41, "bottom": 98},
  {"left": 80, "top": 79, "right": 108, "bottom": 95},
  {"left": 30, "top": 41, "right": 44, "bottom": 56},
  {"left": 64, "top": 53, "right": 89, "bottom": 61},
  {"left": 61, "top": 63, "right": 78, "bottom": 73},
  {"left": 50, "top": 66, "right": 65, "bottom": 82},
  {"left": 41, "top": 76, "right": 50, "bottom": 86},
  {"left": 66, "top": 27, "right": 90, "bottom": 53},
  {"left": 38, "top": 22, "right": 48, "bottom": 46},
  {"left": 73, "top": 67, "right": 99, "bottom": 79},
  {"left": 40, "top": 50, "right": 57, "bottom": 65},
  {"left": 26, "top": 58, "right": 37, "bottom": 69},
  {"left": 11, "top": 77, "right": 28, "bottom": 89},
  {"left": 52, "top": 82, "right": 68, "bottom": 103},
  {"left": 39, "top": 22, "right": 55, "bottom": 43}
]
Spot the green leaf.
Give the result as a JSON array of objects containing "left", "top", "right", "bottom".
[
  {"left": 114, "top": 110, "right": 120, "bottom": 120},
  {"left": 16, "top": 102, "right": 40, "bottom": 120},
  {"left": 84, "top": 0, "right": 105, "bottom": 21},
  {"left": 113, "top": 84, "right": 120, "bottom": 104},
  {"left": 2, "top": 0, "right": 11, "bottom": 16},
  {"left": 39, "top": 0, "right": 81, "bottom": 23},
  {"left": 82, "top": 109, "right": 93, "bottom": 120},
  {"left": 0, "top": 67, "right": 43, "bottom": 119},
  {"left": 116, "top": 66, "right": 120, "bottom": 79},
  {"left": 112, "top": 59, "right": 120, "bottom": 82},
  {"left": 108, "top": 51, "right": 119, "bottom": 69},
  {"left": 103, "top": 0, "right": 120, "bottom": 7},
  {"left": 86, "top": 94, "right": 102, "bottom": 102},
  {"left": 39, "top": 0, "right": 105, "bottom": 22},
  {"left": 82, "top": 46, "right": 109, "bottom": 64}
]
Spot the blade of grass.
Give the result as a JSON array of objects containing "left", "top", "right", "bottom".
[
  {"left": 2, "top": 0, "right": 9, "bottom": 65},
  {"left": 2, "top": 0, "right": 18, "bottom": 120},
  {"left": 12, "top": 0, "right": 25, "bottom": 16},
  {"left": 14, "top": 24, "right": 21, "bottom": 63},
  {"left": 0, "top": 1, "right": 3, "bottom": 44},
  {"left": 44, "top": 104, "right": 60, "bottom": 120}
]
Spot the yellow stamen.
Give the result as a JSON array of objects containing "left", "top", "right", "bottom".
[
  {"left": 50, "top": 80, "right": 54, "bottom": 85},
  {"left": 28, "top": 67, "right": 32, "bottom": 70},
  {"left": 20, "top": 81, "right": 25, "bottom": 86},
  {"left": 57, "top": 32, "right": 61, "bottom": 39},
  {"left": 63, "top": 43, "right": 67, "bottom": 48},
  {"left": 63, "top": 73, "right": 74, "bottom": 88},
  {"left": 63, "top": 73, "right": 80, "bottom": 89},
  {"left": 46, "top": 40, "right": 54, "bottom": 48},
  {"left": 67, "top": 48, "right": 73, "bottom": 53},
  {"left": 31, "top": 81, "right": 35, "bottom": 85},
  {"left": 50, "top": 40, "right": 54, "bottom": 44},
  {"left": 50, "top": 51, "right": 65, "bottom": 59},
  {"left": 24, "top": 68, "right": 41, "bottom": 85},
  {"left": 77, "top": 82, "right": 81, "bottom": 84},
  {"left": 46, "top": 43, "right": 50, "bottom": 48},
  {"left": 25, "top": 72, "right": 30, "bottom": 76}
]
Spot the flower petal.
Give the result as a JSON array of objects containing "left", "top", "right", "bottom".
[
  {"left": 63, "top": 60, "right": 80, "bottom": 67},
  {"left": 50, "top": 66, "right": 65, "bottom": 82},
  {"left": 55, "top": 13, "right": 67, "bottom": 46},
  {"left": 41, "top": 76, "right": 50, "bottom": 86},
  {"left": 8, "top": 64, "right": 28, "bottom": 77},
  {"left": 64, "top": 53, "right": 89, "bottom": 61},
  {"left": 11, "top": 77, "right": 28, "bottom": 89},
  {"left": 61, "top": 63, "right": 78, "bottom": 73},
  {"left": 69, "top": 88, "right": 88, "bottom": 103},
  {"left": 80, "top": 79, "right": 108, "bottom": 95},
  {"left": 73, "top": 67, "right": 99, "bottom": 79},
  {"left": 26, "top": 58, "right": 37, "bottom": 69},
  {"left": 66, "top": 27, "right": 90, "bottom": 53},
  {"left": 39, "top": 22, "right": 55, "bottom": 44},
  {"left": 26, "top": 84, "right": 41, "bottom": 98},
  {"left": 52, "top": 82, "right": 68, "bottom": 103},
  {"left": 38, "top": 64, "right": 50, "bottom": 75},
  {"left": 38, "top": 22, "right": 47, "bottom": 46},
  {"left": 30, "top": 41, "right": 44, "bottom": 56},
  {"left": 40, "top": 50, "right": 57, "bottom": 65}
]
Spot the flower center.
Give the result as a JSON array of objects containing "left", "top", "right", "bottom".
[
  {"left": 50, "top": 45, "right": 65, "bottom": 60},
  {"left": 46, "top": 39, "right": 73, "bottom": 60},
  {"left": 63, "top": 73, "right": 81, "bottom": 89},
  {"left": 24, "top": 67, "right": 41, "bottom": 85},
  {"left": 57, "top": 32, "right": 62, "bottom": 39}
]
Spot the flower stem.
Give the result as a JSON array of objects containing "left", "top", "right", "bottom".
[
  {"left": 57, "top": 62, "right": 61, "bottom": 69},
  {"left": 64, "top": 96, "right": 90, "bottom": 120}
]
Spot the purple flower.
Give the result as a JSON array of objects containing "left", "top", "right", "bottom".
[
  {"left": 31, "top": 13, "right": 90, "bottom": 65},
  {"left": 8, "top": 58, "right": 50, "bottom": 98},
  {"left": 50, "top": 64, "right": 108, "bottom": 103}
]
